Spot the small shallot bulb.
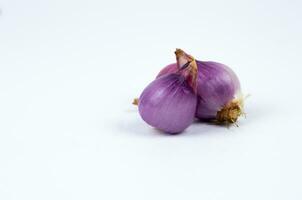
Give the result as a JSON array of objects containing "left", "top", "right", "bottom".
[
  {"left": 195, "top": 60, "right": 243, "bottom": 123},
  {"left": 138, "top": 50, "right": 198, "bottom": 133}
]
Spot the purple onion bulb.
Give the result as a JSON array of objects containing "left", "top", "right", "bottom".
[
  {"left": 138, "top": 74, "right": 197, "bottom": 133},
  {"left": 195, "top": 61, "right": 242, "bottom": 122},
  {"left": 138, "top": 50, "right": 198, "bottom": 133}
]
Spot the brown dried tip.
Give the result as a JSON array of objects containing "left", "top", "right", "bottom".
[
  {"left": 216, "top": 99, "right": 243, "bottom": 124},
  {"left": 175, "top": 49, "right": 195, "bottom": 68},
  {"left": 132, "top": 98, "right": 139, "bottom": 105},
  {"left": 174, "top": 49, "right": 198, "bottom": 92}
]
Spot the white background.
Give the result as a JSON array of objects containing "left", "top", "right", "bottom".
[{"left": 0, "top": 0, "right": 302, "bottom": 199}]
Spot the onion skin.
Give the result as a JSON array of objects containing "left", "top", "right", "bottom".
[
  {"left": 195, "top": 61, "right": 241, "bottom": 121},
  {"left": 138, "top": 74, "right": 197, "bottom": 133},
  {"left": 156, "top": 60, "right": 242, "bottom": 123},
  {"left": 157, "top": 63, "right": 178, "bottom": 78}
]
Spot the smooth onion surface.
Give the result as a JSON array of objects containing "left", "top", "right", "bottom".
[{"left": 138, "top": 74, "right": 197, "bottom": 133}]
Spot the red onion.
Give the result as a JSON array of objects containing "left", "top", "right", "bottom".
[
  {"left": 138, "top": 50, "right": 198, "bottom": 133},
  {"left": 156, "top": 49, "right": 244, "bottom": 123}
]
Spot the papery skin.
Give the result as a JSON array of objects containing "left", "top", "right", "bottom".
[
  {"left": 138, "top": 74, "right": 197, "bottom": 133},
  {"left": 157, "top": 63, "right": 178, "bottom": 78},
  {"left": 195, "top": 61, "right": 241, "bottom": 120},
  {"left": 156, "top": 61, "right": 241, "bottom": 120}
]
